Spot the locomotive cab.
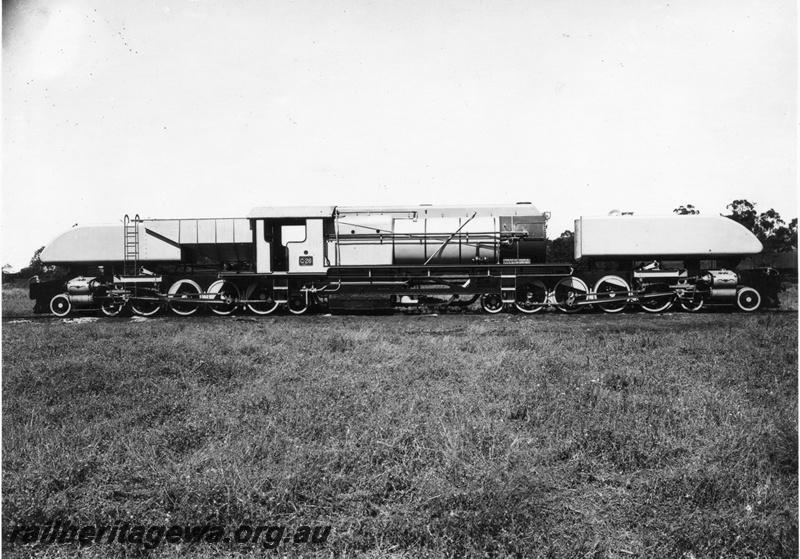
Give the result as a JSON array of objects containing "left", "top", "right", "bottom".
[{"left": 248, "top": 206, "right": 336, "bottom": 274}]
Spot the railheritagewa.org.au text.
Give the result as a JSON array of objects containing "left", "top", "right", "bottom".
[{"left": 7, "top": 521, "right": 331, "bottom": 550}]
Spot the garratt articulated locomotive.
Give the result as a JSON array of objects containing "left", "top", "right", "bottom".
[{"left": 29, "top": 203, "right": 781, "bottom": 316}]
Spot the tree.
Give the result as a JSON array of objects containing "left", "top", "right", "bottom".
[
  {"left": 766, "top": 218, "right": 798, "bottom": 253},
  {"left": 726, "top": 199, "right": 759, "bottom": 233},
  {"left": 17, "top": 246, "right": 67, "bottom": 278},
  {"left": 673, "top": 205, "right": 699, "bottom": 215},
  {"left": 725, "top": 200, "right": 797, "bottom": 253},
  {"left": 547, "top": 230, "right": 574, "bottom": 263},
  {"left": 757, "top": 208, "right": 785, "bottom": 240},
  {"left": 18, "top": 246, "right": 46, "bottom": 277}
]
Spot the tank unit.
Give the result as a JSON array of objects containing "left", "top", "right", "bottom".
[
  {"left": 40, "top": 218, "right": 253, "bottom": 266},
  {"left": 574, "top": 214, "right": 763, "bottom": 261}
]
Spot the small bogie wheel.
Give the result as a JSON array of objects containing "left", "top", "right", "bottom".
[
  {"left": 245, "top": 282, "right": 279, "bottom": 315},
  {"left": 168, "top": 279, "right": 203, "bottom": 316},
  {"left": 100, "top": 298, "right": 124, "bottom": 317},
  {"left": 593, "top": 275, "right": 630, "bottom": 313},
  {"left": 287, "top": 294, "right": 309, "bottom": 315},
  {"left": 480, "top": 293, "right": 505, "bottom": 314},
  {"left": 553, "top": 277, "right": 590, "bottom": 313},
  {"left": 514, "top": 280, "right": 548, "bottom": 314},
  {"left": 50, "top": 294, "right": 72, "bottom": 317},
  {"left": 736, "top": 286, "right": 761, "bottom": 312},
  {"left": 130, "top": 294, "right": 163, "bottom": 317},
  {"left": 207, "top": 280, "right": 240, "bottom": 316},
  {"left": 680, "top": 297, "right": 704, "bottom": 313}
]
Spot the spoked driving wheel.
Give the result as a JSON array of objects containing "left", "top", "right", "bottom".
[
  {"left": 514, "top": 281, "right": 548, "bottom": 314},
  {"left": 130, "top": 292, "right": 163, "bottom": 317},
  {"left": 168, "top": 279, "right": 203, "bottom": 316},
  {"left": 245, "top": 282, "right": 279, "bottom": 315},
  {"left": 593, "top": 275, "right": 630, "bottom": 313},
  {"left": 480, "top": 293, "right": 505, "bottom": 314},
  {"left": 679, "top": 296, "right": 704, "bottom": 312},
  {"left": 638, "top": 285, "right": 675, "bottom": 313},
  {"left": 553, "top": 277, "right": 590, "bottom": 313},
  {"left": 100, "top": 297, "right": 124, "bottom": 317},
  {"left": 207, "top": 280, "right": 240, "bottom": 316}
]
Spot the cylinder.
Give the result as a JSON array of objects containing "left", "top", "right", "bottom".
[
  {"left": 68, "top": 294, "right": 94, "bottom": 306},
  {"left": 710, "top": 288, "right": 736, "bottom": 300}
]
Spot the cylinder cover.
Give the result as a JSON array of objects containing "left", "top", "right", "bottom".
[{"left": 706, "top": 270, "right": 738, "bottom": 289}]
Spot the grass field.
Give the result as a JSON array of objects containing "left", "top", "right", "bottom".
[{"left": 2, "top": 284, "right": 798, "bottom": 558}]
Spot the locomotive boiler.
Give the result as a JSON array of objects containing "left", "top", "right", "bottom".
[{"left": 28, "top": 202, "right": 780, "bottom": 317}]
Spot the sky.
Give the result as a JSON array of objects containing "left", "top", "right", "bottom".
[{"left": 2, "top": 0, "right": 797, "bottom": 269}]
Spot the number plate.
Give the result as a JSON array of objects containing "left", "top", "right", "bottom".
[{"left": 299, "top": 256, "right": 313, "bottom": 266}]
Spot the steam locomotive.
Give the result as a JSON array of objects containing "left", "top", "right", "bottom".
[{"left": 28, "top": 203, "right": 781, "bottom": 316}]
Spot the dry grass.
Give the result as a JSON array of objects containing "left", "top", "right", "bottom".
[
  {"left": 1, "top": 286, "right": 31, "bottom": 318},
  {"left": 2, "top": 286, "right": 798, "bottom": 558}
]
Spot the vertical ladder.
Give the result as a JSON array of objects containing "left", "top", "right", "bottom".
[
  {"left": 273, "top": 277, "right": 289, "bottom": 303},
  {"left": 500, "top": 273, "right": 517, "bottom": 304},
  {"left": 123, "top": 214, "right": 140, "bottom": 276}
]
